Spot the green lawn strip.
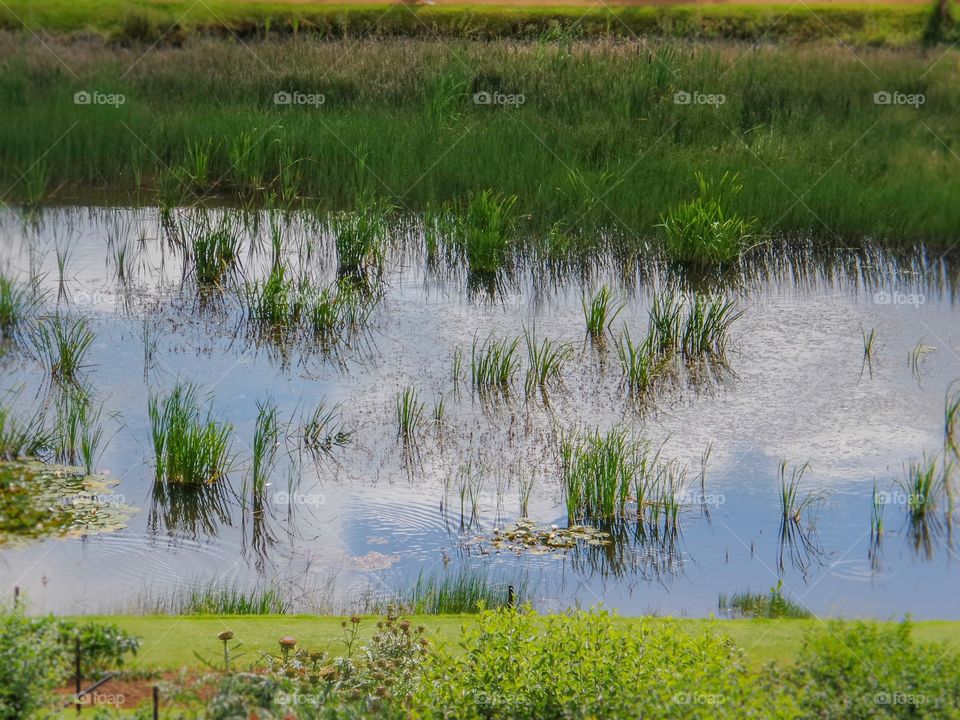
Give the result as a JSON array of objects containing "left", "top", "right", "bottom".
[{"left": 72, "top": 615, "right": 960, "bottom": 671}]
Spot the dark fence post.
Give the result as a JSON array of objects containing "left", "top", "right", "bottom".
[
  {"left": 153, "top": 685, "right": 159, "bottom": 720},
  {"left": 13, "top": 587, "right": 18, "bottom": 607},
  {"left": 75, "top": 636, "right": 82, "bottom": 714},
  {"left": 507, "top": 585, "right": 515, "bottom": 608}
]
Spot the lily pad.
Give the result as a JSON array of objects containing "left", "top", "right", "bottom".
[
  {"left": 0, "top": 460, "right": 138, "bottom": 546},
  {"left": 470, "top": 519, "right": 612, "bottom": 556}
]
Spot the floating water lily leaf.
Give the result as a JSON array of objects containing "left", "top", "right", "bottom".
[
  {"left": 0, "top": 461, "right": 138, "bottom": 546},
  {"left": 469, "top": 519, "right": 612, "bottom": 556}
]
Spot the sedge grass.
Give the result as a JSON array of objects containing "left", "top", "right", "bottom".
[
  {"left": 945, "top": 383, "right": 960, "bottom": 457},
  {"left": 561, "top": 427, "right": 640, "bottom": 522},
  {"left": 302, "top": 400, "right": 351, "bottom": 456},
  {"left": 582, "top": 286, "right": 623, "bottom": 345},
  {"left": 0, "top": 274, "right": 38, "bottom": 344},
  {"left": 31, "top": 315, "right": 95, "bottom": 386},
  {"left": 396, "top": 386, "right": 425, "bottom": 445},
  {"left": 470, "top": 334, "right": 520, "bottom": 399},
  {"left": 900, "top": 454, "right": 943, "bottom": 524},
  {"left": 778, "top": 460, "right": 822, "bottom": 523},
  {"left": 148, "top": 382, "right": 234, "bottom": 486},
  {"left": 400, "top": 569, "right": 528, "bottom": 615},
  {"left": 0, "top": 399, "right": 52, "bottom": 460},
  {"left": 192, "top": 227, "right": 240, "bottom": 287},
  {"left": 719, "top": 580, "right": 812, "bottom": 619},
  {"left": 251, "top": 398, "right": 281, "bottom": 492},
  {"left": 144, "top": 581, "right": 289, "bottom": 616},
  {"left": 523, "top": 327, "right": 573, "bottom": 403}
]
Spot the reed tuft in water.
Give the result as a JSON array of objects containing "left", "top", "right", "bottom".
[
  {"left": 583, "top": 285, "right": 624, "bottom": 344},
  {"left": 31, "top": 315, "right": 95, "bottom": 386},
  {"left": 149, "top": 382, "right": 234, "bottom": 486},
  {"left": 470, "top": 334, "right": 520, "bottom": 398},
  {"left": 396, "top": 386, "right": 425, "bottom": 445}
]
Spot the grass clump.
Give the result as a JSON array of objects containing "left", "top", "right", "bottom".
[
  {"left": 900, "top": 454, "right": 944, "bottom": 524},
  {"left": 0, "top": 401, "right": 52, "bottom": 461},
  {"left": 523, "top": 328, "right": 572, "bottom": 403},
  {"left": 400, "top": 569, "right": 527, "bottom": 614},
  {"left": 146, "top": 581, "right": 289, "bottom": 615},
  {"left": 148, "top": 382, "right": 233, "bottom": 486},
  {"left": 561, "top": 427, "right": 642, "bottom": 522},
  {"left": 31, "top": 315, "right": 95, "bottom": 385},
  {"left": 332, "top": 196, "right": 392, "bottom": 283},
  {"left": 582, "top": 286, "right": 623, "bottom": 345},
  {"left": 659, "top": 172, "right": 755, "bottom": 269},
  {"left": 251, "top": 398, "right": 281, "bottom": 492},
  {"left": 301, "top": 400, "right": 351, "bottom": 456},
  {"left": 0, "top": 274, "right": 38, "bottom": 344},
  {"left": 719, "top": 580, "right": 812, "bottom": 619},
  {"left": 470, "top": 334, "right": 520, "bottom": 399},
  {"left": 193, "top": 228, "right": 240, "bottom": 287},
  {"left": 396, "top": 386, "right": 425, "bottom": 445},
  {"left": 778, "top": 460, "right": 822, "bottom": 523}
]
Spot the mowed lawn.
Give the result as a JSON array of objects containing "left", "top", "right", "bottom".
[{"left": 74, "top": 615, "right": 960, "bottom": 670}]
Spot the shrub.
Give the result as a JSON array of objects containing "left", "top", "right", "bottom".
[
  {"left": 792, "top": 620, "right": 960, "bottom": 719},
  {"left": 0, "top": 609, "right": 63, "bottom": 719},
  {"left": 420, "top": 607, "right": 796, "bottom": 719}
]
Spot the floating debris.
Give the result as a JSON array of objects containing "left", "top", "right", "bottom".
[
  {"left": 476, "top": 518, "right": 612, "bottom": 555},
  {"left": 352, "top": 551, "right": 399, "bottom": 570},
  {"left": 0, "top": 460, "right": 138, "bottom": 545}
]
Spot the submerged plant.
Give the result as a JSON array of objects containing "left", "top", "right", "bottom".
[
  {"left": 658, "top": 172, "right": 755, "bottom": 269},
  {"left": 149, "top": 382, "right": 234, "bottom": 485},
  {"left": 31, "top": 315, "right": 95, "bottom": 385},
  {"left": 582, "top": 286, "right": 623, "bottom": 345}
]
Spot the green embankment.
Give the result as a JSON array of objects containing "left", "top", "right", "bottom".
[{"left": 74, "top": 615, "right": 960, "bottom": 670}]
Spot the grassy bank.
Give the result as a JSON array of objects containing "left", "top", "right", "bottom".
[
  {"left": 73, "top": 614, "right": 960, "bottom": 669},
  {"left": 0, "top": 1, "right": 950, "bottom": 46},
  {"left": 2, "top": 36, "right": 959, "bottom": 248}
]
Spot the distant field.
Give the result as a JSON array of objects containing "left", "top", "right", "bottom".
[{"left": 0, "top": 0, "right": 948, "bottom": 45}]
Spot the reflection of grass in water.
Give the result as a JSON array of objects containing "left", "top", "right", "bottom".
[
  {"left": 54, "top": 388, "right": 109, "bottom": 475},
  {"left": 945, "top": 383, "right": 960, "bottom": 457},
  {"left": 148, "top": 381, "right": 234, "bottom": 486},
  {"left": 719, "top": 581, "right": 812, "bottom": 619},
  {"left": 251, "top": 398, "right": 281, "bottom": 494},
  {"left": 192, "top": 227, "right": 239, "bottom": 287},
  {"left": 144, "top": 580, "right": 288, "bottom": 615},
  {"left": 149, "top": 477, "right": 231, "bottom": 539},
  {"left": 778, "top": 460, "right": 821, "bottom": 522},
  {"left": 301, "top": 400, "right": 352, "bottom": 457}
]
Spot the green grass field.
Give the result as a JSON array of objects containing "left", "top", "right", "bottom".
[
  {"left": 76, "top": 614, "right": 960, "bottom": 670},
  {"left": 0, "top": 0, "right": 951, "bottom": 45}
]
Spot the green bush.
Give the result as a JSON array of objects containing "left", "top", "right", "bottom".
[
  {"left": 792, "top": 620, "right": 960, "bottom": 719},
  {"left": 0, "top": 610, "right": 64, "bottom": 720},
  {"left": 420, "top": 606, "right": 797, "bottom": 719}
]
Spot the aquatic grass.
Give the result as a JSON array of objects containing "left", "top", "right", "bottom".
[
  {"left": 616, "top": 328, "right": 663, "bottom": 398},
  {"left": 470, "top": 334, "right": 521, "bottom": 398},
  {"left": 0, "top": 274, "right": 38, "bottom": 344},
  {"left": 861, "top": 326, "right": 878, "bottom": 377},
  {"left": 20, "top": 161, "right": 49, "bottom": 207},
  {"left": 658, "top": 172, "right": 755, "bottom": 269},
  {"left": 908, "top": 340, "right": 935, "bottom": 379},
  {"left": 332, "top": 195, "right": 392, "bottom": 283},
  {"left": 54, "top": 389, "right": 108, "bottom": 474},
  {"left": 680, "top": 296, "right": 741, "bottom": 360},
  {"left": 582, "top": 286, "right": 623, "bottom": 344},
  {"left": 871, "top": 481, "right": 885, "bottom": 540},
  {"left": 561, "top": 427, "right": 640, "bottom": 522},
  {"left": 145, "top": 581, "right": 288, "bottom": 615},
  {"left": 396, "top": 386, "right": 425, "bottom": 445},
  {"left": 778, "top": 460, "right": 822, "bottom": 522},
  {"left": 900, "top": 454, "right": 943, "bottom": 524},
  {"left": 647, "top": 291, "right": 684, "bottom": 357},
  {"left": 244, "top": 263, "right": 305, "bottom": 330},
  {"left": 302, "top": 400, "right": 351, "bottom": 456},
  {"left": 523, "top": 328, "right": 573, "bottom": 402},
  {"left": 945, "top": 383, "right": 960, "bottom": 456},
  {"left": 31, "top": 315, "right": 95, "bottom": 385},
  {"left": 148, "top": 382, "right": 234, "bottom": 486},
  {"left": 251, "top": 398, "right": 282, "bottom": 493},
  {"left": 193, "top": 228, "right": 240, "bottom": 287},
  {"left": 0, "top": 400, "right": 52, "bottom": 460},
  {"left": 402, "top": 568, "right": 527, "bottom": 614},
  {"left": 719, "top": 580, "right": 812, "bottom": 619}
]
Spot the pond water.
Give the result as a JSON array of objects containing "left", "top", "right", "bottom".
[{"left": 1, "top": 206, "right": 958, "bottom": 618}]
